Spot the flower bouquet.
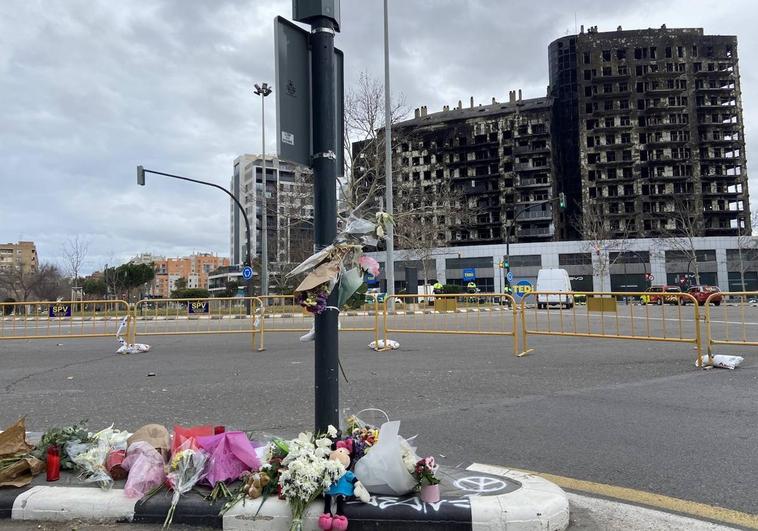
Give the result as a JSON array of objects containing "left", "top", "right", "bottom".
[
  {"left": 277, "top": 428, "right": 344, "bottom": 531},
  {"left": 163, "top": 441, "right": 208, "bottom": 528}
]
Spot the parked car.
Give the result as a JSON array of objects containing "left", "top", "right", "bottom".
[
  {"left": 536, "top": 268, "right": 573, "bottom": 309},
  {"left": 641, "top": 285, "right": 682, "bottom": 305},
  {"left": 687, "top": 285, "right": 722, "bottom": 306}
]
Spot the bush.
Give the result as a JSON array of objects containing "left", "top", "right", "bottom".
[
  {"left": 172, "top": 288, "right": 211, "bottom": 299},
  {"left": 441, "top": 284, "right": 463, "bottom": 294}
]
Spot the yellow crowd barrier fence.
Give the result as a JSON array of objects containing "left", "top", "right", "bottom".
[
  {"left": 256, "top": 294, "right": 381, "bottom": 350},
  {"left": 132, "top": 297, "right": 263, "bottom": 351},
  {"left": 0, "top": 299, "right": 130, "bottom": 341},
  {"left": 382, "top": 293, "right": 520, "bottom": 356},
  {"left": 519, "top": 291, "right": 704, "bottom": 366},
  {"left": 704, "top": 291, "right": 758, "bottom": 357}
]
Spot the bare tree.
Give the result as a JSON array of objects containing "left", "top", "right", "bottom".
[
  {"left": 61, "top": 236, "right": 89, "bottom": 285},
  {"left": 0, "top": 263, "right": 67, "bottom": 302},
  {"left": 573, "top": 201, "right": 632, "bottom": 291},
  {"left": 654, "top": 196, "right": 704, "bottom": 285},
  {"left": 342, "top": 71, "right": 410, "bottom": 219}
]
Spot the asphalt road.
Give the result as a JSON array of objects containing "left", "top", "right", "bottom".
[{"left": 1, "top": 317, "right": 757, "bottom": 517}]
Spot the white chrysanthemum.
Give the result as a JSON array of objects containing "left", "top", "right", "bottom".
[{"left": 327, "top": 425, "right": 338, "bottom": 438}]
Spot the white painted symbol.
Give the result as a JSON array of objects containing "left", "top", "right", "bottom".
[{"left": 453, "top": 476, "right": 507, "bottom": 494}]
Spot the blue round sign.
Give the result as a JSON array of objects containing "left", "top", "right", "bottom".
[
  {"left": 512, "top": 280, "right": 533, "bottom": 302},
  {"left": 506, "top": 271, "right": 514, "bottom": 283},
  {"left": 242, "top": 266, "right": 253, "bottom": 280}
]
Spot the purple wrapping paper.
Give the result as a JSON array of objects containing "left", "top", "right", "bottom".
[{"left": 196, "top": 431, "right": 261, "bottom": 485}]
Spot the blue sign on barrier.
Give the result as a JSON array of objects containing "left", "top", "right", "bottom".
[
  {"left": 365, "top": 273, "right": 378, "bottom": 286},
  {"left": 48, "top": 304, "right": 71, "bottom": 318},
  {"left": 242, "top": 266, "right": 254, "bottom": 280},
  {"left": 463, "top": 268, "right": 476, "bottom": 282},
  {"left": 511, "top": 280, "right": 533, "bottom": 302},
  {"left": 188, "top": 301, "right": 209, "bottom": 314}
]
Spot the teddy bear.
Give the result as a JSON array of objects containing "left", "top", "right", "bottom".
[{"left": 318, "top": 447, "right": 370, "bottom": 530}]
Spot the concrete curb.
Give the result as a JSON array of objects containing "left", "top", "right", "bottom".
[{"left": 0, "top": 465, "right": 570, "bottom": 530}]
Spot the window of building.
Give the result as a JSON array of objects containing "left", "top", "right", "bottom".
[
  {"left": 602, "top": 49, "right": 611, "bottom": 61},
  {"left": 602, "top": 66, "right": 612, "bottom": 76},
  {"left": 583, "top": 52, "right": 590, "bottom": 64},
  {"left": 559, "top": 253, "right": 592, "bottom": 266},
  {"left": 617, "top": 48, "right": 627, "bottom": 60},
  {"left": 509, "top": 255, "right": 542, "bottom": 268}
]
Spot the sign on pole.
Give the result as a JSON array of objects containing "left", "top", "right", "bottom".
[
  {"left": 506, "top": 271, "right": 514, "bottom": 283},
  {"left": 274, "top": 16, "right": 344, "bottom": 171},
  {"left": 275, "top": 17, "right": 311, "bottom": 166},
  {"left": 512, "top": 280, "right": 533, "bottom": 303},
  {"left": 242, "top": 266, "right": 254, "bottom": 281}
]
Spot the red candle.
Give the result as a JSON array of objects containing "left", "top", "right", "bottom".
[
  {"left": 46, "top": 445, "right": 61, "bottom": 481},
  {"left": 213, "top": 425, "right": 225, "bottom": 435}
]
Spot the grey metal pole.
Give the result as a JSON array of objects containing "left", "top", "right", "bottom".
[
  {"left": 310, "top": 14, "right": 339, "bottom": 432},
  {"left": 261, "top": 97, "right": 268, "bottom": 296},
  {"left": 383, "top": 0, "right": 395, "bottom": 299},
  {"left": 254, "top": 83, "right": 273, "bottom": 296}
]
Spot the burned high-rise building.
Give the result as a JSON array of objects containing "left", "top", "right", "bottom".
[
  {"left": 352, "top": 26, "right": 750, "bottom": 252},
  {"left": 353, "top": 93, "right": 558, "bottom": 247},
  {"left": 550, "top": 26, "right": 751, "bottom": 239}
]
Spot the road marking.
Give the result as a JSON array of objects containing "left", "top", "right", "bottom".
[{"left": 500, "top": 467, "right": 758, "bottom": 529}]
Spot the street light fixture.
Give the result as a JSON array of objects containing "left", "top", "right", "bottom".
[
  {"left": 136, "top": 166, "right": 255, "bottom": 309},
  {"left": 253, "top": 82, "right": 273, "bottom": 297}
]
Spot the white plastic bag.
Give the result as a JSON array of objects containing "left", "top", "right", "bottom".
[
  {"left": 698, "top": 354, "right": 744, "bottom": 369},
  {"left": 368, "top": 339, "right": 400, "bottom": 350},
  {"left": 353, "top": 421, "right": 418, "bottom": 496}
]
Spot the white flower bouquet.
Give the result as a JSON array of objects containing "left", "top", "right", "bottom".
[{"left": 277, "top": 428, "right": 344, "bottom": 531}]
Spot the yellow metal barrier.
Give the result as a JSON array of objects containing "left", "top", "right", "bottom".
[
  {"left": 520, "top": 291, "right": 703, "bottom": 365},
  {"left": 704, "top": 291, "right": 758, "bottom": 357},
  {"left": 382, "top": 293, "right": 520, "bottom": 356},
  {"left": 0, "top": 299, "right": 130, "bottom": 340},
  {"left": 256, "top": 294, "right": 382, "bottom": 351},
  {"left": 132, "top": 297, "right": 263, "bottom": 351}
]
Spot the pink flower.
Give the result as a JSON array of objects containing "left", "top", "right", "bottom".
[{"left": 358, "top": 255, "right": 380, "bottom": 277}]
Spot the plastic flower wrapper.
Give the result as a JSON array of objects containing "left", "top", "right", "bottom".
[
  {"left": 122, "top": 441, "right": 166, "bottom": 499},
  {"left": 66, "top": 437, "right": 114, "bottom": 490},
  {"left": 163, "top": 440, "right": 209, "bottom": 528},
  {"left": 196, "top": 431, "right": 261, "bottom": 486},
  {"left": 337, "top": 267, "right": 364, "bottom": 308}
]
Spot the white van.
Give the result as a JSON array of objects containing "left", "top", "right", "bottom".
[{"left": 536, "top": 268, "right": 573, "bottom": 309}]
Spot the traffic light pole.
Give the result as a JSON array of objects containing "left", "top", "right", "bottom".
[
  {"left": 505, "top": 193, "right": 565, "bottom": 290},
  {"left": 307, "top": 12, "right": 340, "bottom": 433},
  {"left": 136, "top": 166, "right": 254, "bottom": 312}
]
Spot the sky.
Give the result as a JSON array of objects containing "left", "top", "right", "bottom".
[{"left": 1, "top": 0, "right": 756, "bottom": 275}]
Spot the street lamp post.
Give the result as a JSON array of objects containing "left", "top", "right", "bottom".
[
  {"left": 253, "top": 83, "right": 273, "bottom": 296},
  {"left": 383, "top": 0, "right": 395, "bottom": 301},
  {"left": 136, "top": 166, "right": 255, "bottom": 310}
]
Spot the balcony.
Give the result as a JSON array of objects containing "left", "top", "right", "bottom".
[
  {"left": 517, "top": 208, "right": 553, "bottom": 221},
  {"left": 516, "top": 177, "right": 551, "bottom": 189},
  {"left": 517, "top": 226, "right": 554, "bottom": 238},
  {"left": 514, "top": 162, "right": 551, "bottom": 172}
]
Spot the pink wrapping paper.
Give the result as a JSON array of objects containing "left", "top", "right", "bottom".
[
  {"left": 122, "top": 441, "right": 166, "bottom": 498},
  {"left": 196, "top": 432, "right": 261, "bottom": 485}
]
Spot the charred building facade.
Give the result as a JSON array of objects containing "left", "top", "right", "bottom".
[
  {"left": 550, "top": 26, "right": 751, "bottom": 239},
  {"left": 354, "top": 93, "right": 558, "bottom": 247}
]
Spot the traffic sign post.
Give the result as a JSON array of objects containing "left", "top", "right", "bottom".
[
  {"left": 506, "top": 271, "right": 514, "bottom": 283},
  {"left": 512, "top": 280, "right": 534, "bottom": 303},
  {"left": 242, "top": 266, "right": 254, "bottom": 281},
  {"left": 284, "top": 0, "right": 342, "bottom": 433}
]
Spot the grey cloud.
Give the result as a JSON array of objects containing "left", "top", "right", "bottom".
[{"left": 0, "top": 0, "right": 755, "bottom": 275}]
